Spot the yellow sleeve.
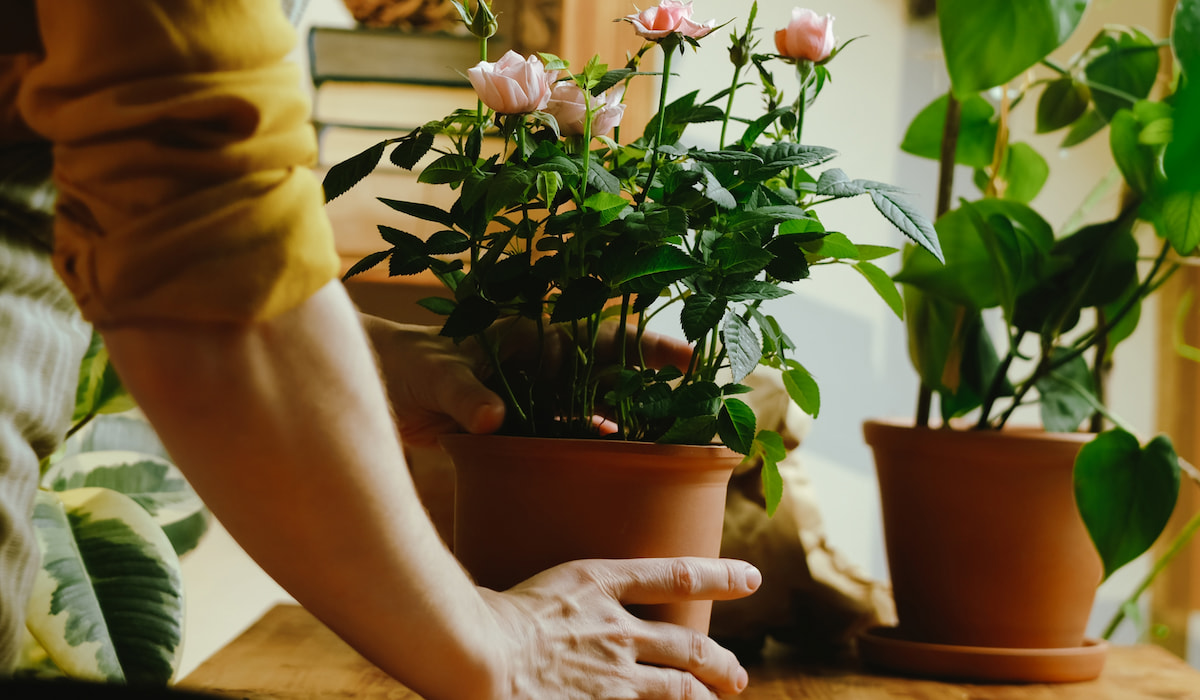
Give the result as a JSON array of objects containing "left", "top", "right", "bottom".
[{"left": 17, "top": 0, "right": 340, "bottom": 326}]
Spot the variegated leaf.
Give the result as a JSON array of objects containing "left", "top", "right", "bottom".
[{"left": 27, "top": 488, "right": 184, "bottom": 684}]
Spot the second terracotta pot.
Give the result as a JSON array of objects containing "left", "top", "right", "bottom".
[
  {"left": 440, "top": 434, "right": 741, "bottom": 633},
  {"left": 863, "top": 419, "right": 1103, "bottom": 650}
]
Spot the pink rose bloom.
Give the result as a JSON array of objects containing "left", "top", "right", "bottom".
[
  {"left": 545, "top": 82, "right": 628, "bottom": 137},
  {"left": 775, "top": 8, "right": 836, "bottom": 62},
  {"left": 625, "top": 0, "right": 715, "bottom": 40},
  {"left": 467, "top": 50, "right": 556, "bottom": 115}
]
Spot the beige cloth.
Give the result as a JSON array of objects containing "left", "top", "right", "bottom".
[{"left": 710, "top": 369, "right": 896, "bottom": 656}]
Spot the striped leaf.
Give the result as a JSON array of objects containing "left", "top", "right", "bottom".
[
  {"left": 44, "top": 451, "right": 209, "bottom": 556},
  {"left": 27, "top": 488, "right": 184, "bottom": 684}
]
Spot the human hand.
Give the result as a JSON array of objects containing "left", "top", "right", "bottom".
[
  {"left": 361, "top": 315, "right": 693, "bottom": 446},
  {"left": 477, "top": 557, "right": 762, "bottom": 699}
]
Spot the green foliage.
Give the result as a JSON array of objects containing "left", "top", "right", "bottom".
[
  {"left": 330, "top": 2, "right": 939, "bottom": 504},
  {"left": 938, "top": 0, "right": 1088, "bottom": 98},
  {"left": 899, "top": 0, "right": 1196, "bottom": 589},
  {"left": 23, "top": 337, "right": 208, "bottom": 683},
  {"left": 1075, "top": 431, "right": 1181, "bottom": 580}
]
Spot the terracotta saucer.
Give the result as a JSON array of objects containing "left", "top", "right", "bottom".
[{"left": 857, "top": 626, "right": 1109, "bottom": 683}]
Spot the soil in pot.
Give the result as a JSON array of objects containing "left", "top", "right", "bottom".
[{"left": 440, "top": 434, "right": 742, "bottom": 633}]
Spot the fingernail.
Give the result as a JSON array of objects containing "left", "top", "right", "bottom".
[
  {"left": 744, "top": 564, "right": 762, "bottom": 591},
  {"left": 736, "top": 666, "right": 749, "bottom": 691}
]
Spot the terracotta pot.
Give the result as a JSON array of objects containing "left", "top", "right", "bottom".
[
  {"left": 440, "top": 434, "right": 741, "bottom": 633},
  {"left": 862, "top": 419, "right": 1103, "bottom": 649}
]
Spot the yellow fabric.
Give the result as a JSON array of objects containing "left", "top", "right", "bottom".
[{"left": 12, "top": 0, "right": 339, "bottom": 326}]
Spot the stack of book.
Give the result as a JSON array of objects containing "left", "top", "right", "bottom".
[{"left": 309, "top": 25, "right": 509, "bottom": 321}]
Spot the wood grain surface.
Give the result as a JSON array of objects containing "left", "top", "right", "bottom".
[{"left": 180, "top": 605, "right": 1200, "bottom": 699}]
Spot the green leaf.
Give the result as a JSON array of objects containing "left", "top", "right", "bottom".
[
  {"left": 1173, "top": 0, "right": 1200, "bottom": 77},
  {"left": 537, "top": 170, "right": 563, "bottom": 206},
  {"left": 418, "top": 153, "right": 474, "bottom": 185},
  {"left": 342, "top": 250, "right": 390, "bottom": 280},
  {"left": 440, "top": 296, "right": 500, "bottom": 338},
  {"left": 1037, "top": 77, "right": 1091, "bottom": 133},
  {"left": 781, "top": 362, "right": 821, "bottom": 418},
  {"left": 939, "top": 0, "right": 1088, "bottom": 98},
  {"left": 853, "top": 261, "right": 904, "bottom": 320},
  {"left": 814, "top": 168, "right": 868, "bottom": 198},
  {"left": 1158, "top": 190, "right": 1200, "bottom": 256},
  {"left": 1035, "top": 352, "right": 1097, "bottom": 433},
  {"left": 723, "top": 280, "right": 793, "bottom": 302},
  {"left": 869, "top": 187, "right": 943, "bottom": 262},
  {"left": 45, "top": 451, "right": 209, "bottom": 557},
  {"left": 1060, "top": 108, "right": 1109, "bottom": 148},
  {"left": 64, "top": 415, "right": 170, "bottom": 463},
  {"left": 739, "top": 107, "right": 793, "bottom": 149},
  {"left": 656, "top": 415, "right": 718, "bottom": 445},
  {"left": 613, "top": 246, "right": 701, "bottom": 287},
  {"left": 998, "top": 143, "right": 1050, "bottom": 203},
  {"left": 389, "top": 130, "right": 435, "bottom": 170},
  {"left": 550, "top": 277, "right": 610, "bottom": 324},
  {"left": 1084, "top": 27, "right": 1161, "bottom": 122},
  {"left": 322, "top": 140, "right": 386, "bottom": 202},
  {"left": 1110, "top": 109, "right": 1158, "bottom": 197},
  {"left": 716, "top": 398, "right": 756, "bottom": 455},
  {"left": 1074, "top": 431, "right": 1181, "bottom": 580},
  {"left": 901, "top": 93, "right": 999, "bottom": 169},
  {"left": 417, "top": 296, "right": 457, "bottom": 316},
  {"left": 378, "top": 198, "right": 456, "bottom": 228},
  {"left": 681, "top": 294, "right": 727, "bottom": 342},
  {"left": 805, "top": 231, "right": 859, "bottom": 260},
  {"left": 722, "top": 311, "right": 762, "bottom": 383},
  {"left": 27, "top": 488, "right": 183, "bottom": 684},
  {"left": 752, "top": 430, "right": 788, "bottom": 517},
  {"left": 583, "top": 191, "right": 631, "bottom": 226},
  {"left": 425, "top": 230, "right": 471, "bottom": 256}
]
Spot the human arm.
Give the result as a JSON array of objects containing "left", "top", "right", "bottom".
[{"left": 103, "top": 280, "right": 758, "bottom": 698}]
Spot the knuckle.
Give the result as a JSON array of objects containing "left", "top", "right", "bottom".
[
  {"left": 669, "top": 559, "right": 701, "bottom": 596},
  {"left": 688, "top": 631, "right": 709, "bottom": 669},
  {"left": 676, "top": 672, "right": 710, "bottom": 700}
]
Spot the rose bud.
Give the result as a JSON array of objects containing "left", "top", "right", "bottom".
[{"left": 775, "top": 8, "right": 836, "bottom": 62}]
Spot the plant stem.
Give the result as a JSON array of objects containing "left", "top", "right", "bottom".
[
  {"left": 976, "top": 338, "right": 1022, "bottom": 430},
  {"left": 638, "top": 39, "right": 676, "bottom": 205},
  {"left": 64, "top": 413, "right": 95, "bottom": 441},
  {"left": 719, "top": 64, "right": 744, "bottom": 149},
  {"left": 478, "top": 332, "right": 529, "bottom": 430},
  {"left": 1103, "top": 507, "right": 1200, "bottom": 640},
  {"left": 916, "top": 94, "right": 963, "bottom": 428},
  {"left": 1090, "top": 308, "right": 1110, "bottom": 433}
]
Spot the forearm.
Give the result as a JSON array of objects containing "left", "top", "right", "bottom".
[{"left": 101, "top": 281, "right": 499, "bottom": 698}]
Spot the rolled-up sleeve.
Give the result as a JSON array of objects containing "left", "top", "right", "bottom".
[{"left": 17, "top": 0, "right": 339, "bottom": 326}]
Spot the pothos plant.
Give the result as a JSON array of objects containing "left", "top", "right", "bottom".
[
  {"left": 325, "top": 0, "right": 943, "bottom": 515},
  {"left": 895, "top": 0, "right": 1200, "bottom": 637},
  {"left": 18, "top": 330, "right": 209, "bottom": 684}
]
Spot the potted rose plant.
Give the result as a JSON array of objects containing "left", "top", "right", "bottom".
[
  {"left": 324, "top": 0, "right": 941, "bottom": 632},
  {"left": 859, "top": 0, "right": 1200, "bottom": 683}
]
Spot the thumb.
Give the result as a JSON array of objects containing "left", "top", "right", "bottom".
[{"left": 437, "top": 366, "right": 506, "bottom": 434}]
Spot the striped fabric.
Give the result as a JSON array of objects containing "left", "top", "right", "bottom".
[{"left": 0, "top": 142, "right": 90, "bottom": 674}]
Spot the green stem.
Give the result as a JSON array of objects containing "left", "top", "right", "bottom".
[
  {"left": 479, "top": 332, "right": 528, "bottom": 430},
  {"left": 64, "top": 413, "right": 95, "bottom": 441},
  {"left": 476, "top": 19, "right": 488, "bottom": 123},
  {"left": 975, "top": 338, "right": 1023, "bottom": 429},
  {"left": 1103, "top": 508, "right": 1200, "bottom": 640},
  {"left": 638, "top": 39, "right": 676, "bottom": 205},
  {"left": 917, "top": 93, "right": 962, "bottom": 428},
  {"left": 719, "top": 63, "right": 745, "bottom": 149}
]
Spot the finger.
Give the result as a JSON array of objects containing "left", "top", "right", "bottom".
[
  {"left": 636, "top": 329, "right": 695, "bottom": 371},
  {"left": 636, "top": 619, "right": 749, "bottom": 696},
  {"left": 595, "top": 557, "right": 761, "bottom": 605},
  {"left": 629, "top": 664, "right": 729, "bottom": 700},
  {"left": 434, "top": 362, "right": 507, "bottom": 435}
]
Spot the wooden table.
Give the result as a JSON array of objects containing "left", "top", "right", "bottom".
[{"left": 180, "top": 604, "right": 1200, "bottom": 699}]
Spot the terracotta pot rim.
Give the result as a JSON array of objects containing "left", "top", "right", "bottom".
[
  {"left": 438, "top": 432, "right": 742, "bottom": 458},
  {"left": 863, "top": 417, "right": 1096, "bottom": 446}
]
